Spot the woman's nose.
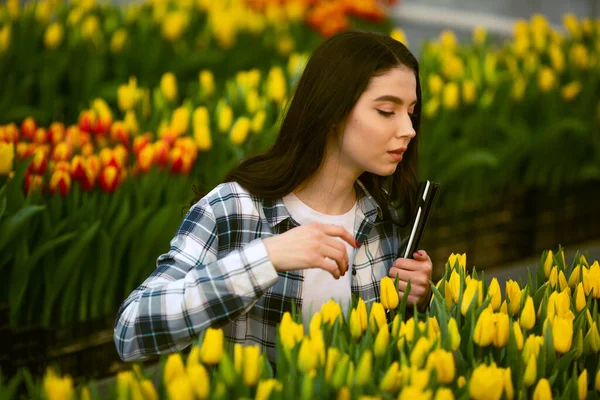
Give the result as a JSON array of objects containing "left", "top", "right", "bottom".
[{"left": 396, "top": 114, "right": 416, "bottom": 138}]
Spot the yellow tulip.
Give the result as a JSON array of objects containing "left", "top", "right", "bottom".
[
  {"left": 503, "top": 368, "right": 514, "bottom": 400},
  {"left": 349, "top": 309, "right": 362, "bottom": 340},
  {"left": 279, "top": 311, "right": 303, "bottom": 349},
  {"left": 110, "top": 29, "right": 128, "bottom": 53},
  {"left": 81, "top": 16, "right": 99, "bottom": 41},
  {"left": 523, "top": 335, "right": 543, "bottom": 362},
  {"left": 595, "top": 368, "right": 600, "bottom": 391},
  {"left": 584, "top": 322, "right": 600, "bottom": 353},
  {"left": 369, "top": 302, "right": 387, "bottom": 332},
  {"left": 461, "top": 279, "right": 482, "bottom": 316},
  {"left": 160, "top": 72, "right": 178, "bottom": 102},
  {"left": 462, "top": 80, "right": 477, "bottom": 105},
  {"left": 171, "top": 106, "right": 190, "bottom": 136},
  {"left": 426, "top": 349, "right": 455, "bottom": 384},
  {"left": 548, "top": 45, "right": 565, "bottom": 73},
  {"left": 140, "top": 380, "right": 157, "bottom": 400},
  {"left": 473, "top": 307, "right": 495, "bottom": 347},
  {"left": 506, "top": 280, "right": 522, "bottom": 315},
  {"left": 230, "top": 116, "right": 251, "bottom": 145},
  {"left": 552, "top": 315, "right": 573, "bottom": 354},
  {"left": 43, "top": 370, "right": 74, "bottom": 400},
  {"left": 194, "top": 125, "right": 212, "bottom": 151},
  {"left": 44, "top": 22, "right": 64, "bottom": 50},
  {"left": 0, "top": 142, "right": 14, "bottom": 175},
  {"left": 442, "top": 82, "right": 459, "bottom": 110},
  {"left": 391, "top": 28, "right": 408, "bottom": 46},
  {"left": 583, "top": 261, "right": 600, "bottom": 298},
  {"left": 256, "top": 379, "right": 283, "bottom": 400},
  {"left": 440, "top": 30, "right": 457, "bottom": 49},
  {"left": 473, "top": 26, "right": 487, "bottom": 45},
  {"left": 428, "top": 74, "right": 444, "bottom": 96},
  {"left": 200, "top": 328, "right": 224, "bottom": 365},
  {"left": 538, "top": 67, "right": 556, "bottom": 92},
  {"left": 447, "top": 270, "right": 461, "bottom": 304},
  {"left": 374, "top": 324, "right": 390, "bottom": 357},
  {"left": 321, "top": 299, "right": 343, "bottom": 327},
  {"left": 251, "top": 110, "right": 266, "bottom": 134},
  {"left": 267, "top": 66, "right": 286, "bottom": 104},
  {"left": 187, "top": 364, "right": 210, "bottom": 399},
  {"left": 199, "top": 70, "right": 215, "bottom": 97},
  {"left": 379, "top": 361, "right": 401, "bottom": 393},
  {"left": 447, "top": 317, "right": 461, "bottom": 351},
  {"left": 380, "top": 276, "right": 399, "bottom": 309},
  {"left": 468, "top": 364, "right": 503, "bottom": 400},
  {"left": 520, "top": 296, "right": 536, "bottom": 330},
  {"left": 574, "top": 330, "right": 584, "bottom": 358},
  {"left": 563, "top": 14, "right": 582, "bottom": 40},
  {"left": 511, "top": 78, "right": 527, "bottom": 101},
  {"left": 243, "top": 345, "right": 261, "bottom": 386},
  {"left": 488, "top": 278, "right": 502, "bottom": 311},
  {"left": 542, "top": 250, "right": 554, "bottom": 277},
  {"left": 442, "top": 55, "right": 464, "bottom": 80},
  {"left": 298, "top": 337, "right": 318, "bottom": 372},
  {"left": 0, "top": 24, "right": 11, "bottom": 53},
  {"left": 410, "top": 337, "right": 431, "bottom": 368},
  {"left": 434, "top": 388, "right": 454, "bottom": 400},
  {"left": 578, "top": 370, "right": 588, "bottom": 400},
  {"left": 493, "top": 312, "right": 509, "bottom": 348},
  {"left": 337, "top": 386, "right": 351, "bottom": 400},
  {"left": 532, "top": 378, "right": 552, "bottom": 400},
  {"left": 575, "top": 283, "right": 586, "bottom": 312},
  {"left": 399, "top": 318, "right": 416, "bottom": 344},
  {"left": 217, "top": 104, "right": 233, "bottom": 133},
  {"left": 355, "top": 350, "right": 372, "bottom": 386},
  {"left": 569, "top": 265, "right": 583, "bottom": 288},
  {"left": 423, "top": 98, "right": 440, "bottom": 118},
  {"left": 162, "top": 11, "right": 188, "bottom": 41},
  {"left": 512, "top": 321, "right": 524, "bottom": 350},
  {"left": 325, "top": 347, "right": 340, "bottom": 382},
  {"left": 167, "top": 375, "right": 194, "bottom": 400},
  {"left": 523, "top": 354, "right": 537, "bottom": 387},
  {"left": 400, "top": 385, "right": 432, "bottom": 400},
  {"left": 163, "top": 353, "right": 185, "bottom": 385}
]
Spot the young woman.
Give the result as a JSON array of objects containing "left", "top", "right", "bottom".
[{"left": 114, "top": 30, "right": 433, "bottom": 364}]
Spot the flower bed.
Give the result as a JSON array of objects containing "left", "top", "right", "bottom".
[{"left": 3, "top": 248, "right": 599, "bottom": 399}]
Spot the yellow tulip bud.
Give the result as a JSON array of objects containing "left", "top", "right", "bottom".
[
  {"left": 426, "top": 349, "right": 455, "bottom": 384},
  {"left": 511, "top": 78, "right": 527, "bottom": 101},
  {"left": 442, "top": 82, "right": 459, "bottom": 110},
  {"left": 503, "top": 368, "right": 514, "bottom": 400},
  {"left": 523, "top": 354, "right": 537, "bottom": 387},
  {"left": 583, "top": 262, "right": 600, "bottom": 298},
  {"left": 44, "top": 23, "right": 64, "bottom": 50},
  {"left": 44, "top": 369, "right": 74, "bottom": 400},
  {"left": 356, "top": 298, "right": 368, "bottom": 332},
  {"left": 513, "top": 321, "right": 524, "bottom": 350},
  {"left": 199, "top": 70, "right": 215, "bottom": 97},
  {"left": 442, "top": 55, "right": 464, "bottom": 80},
  {"left": 243, "top": 345, "right": 261, "bottom": 386},
  {"left": 194, "top": 125, "right": 212, "bottom": 151},
  {"left": 469, "top": 364, "right": 504, "bottom": 400},
  {"left": 435, "top": 387, "right": 454, "bottom": 400},
  {"left": 230, "top": 116, "right": 251, "bottom": 145},
  {"left": 369, "top": 302, "right": 387, "bottom": 332},
  {"left": 110, "top": 29, "right": 128, "bottom": 53},
  {"left": 160, "top": 72, "right": 178, "bottom": 102},
  {"left": 410, "top": 337, "right": 431, "bottom": 368},
  {"left": 473, "top": 26, "right": 487, "bottom": 45},
  {"left": 267, "top": 66, "right": 286, "bottom": 104},
  {"left": 488, "top": 278, "right": 502, "bottom": 311},
  {"left": 279, "top": 312, "right": 303, "bottom": 349},
  {"left": 379, "top": 361, "right": 401, "bottom": 393},
  {"left": 548, "top": 45, "right": 565, "bottom": 72},
  {"left": 162, "top": 11, "right": 188, "bottom": 41},
  {"left": 200, "top": 328, "right": 224, "bottom": 365},
  {"left": 298, "top": 337, "right": 318, "bottom": 372},
  {"left": 574, "top": 330, "right": 584, "bottom": 358},
  {"left": 448, "top": 269, "right": 461, "bottom": 303},
  {"left": 578, "top": 370, "right": 588, "bottom": 400},
  {"left": 569, "top": 265, "right": 583, "bottom": 288},
  {"left": 349, "top": 309, "right": 362, "bottom": 340},
  {"left": 532, "top": 378, "right": 552, "bottom": 400},
  {"left": 171, "top": 106, "right": 190, "bottom": 136},
  {"left": 423, "top": 98, "right": 440, "bottom": 118},
  {"left": 575, "top": 283, "right": 586, "bottom": 312},
  {"left": 0, "top": 142, "right": 14, "bottom": 175},
  {"left": 320, "top": 299, "right": 343, "bottom": 327},
  {"left": 552, "top": 316, "right": 573, "bottom": 354},
  {"left": 448, "top": 317, "right": 461, "bottom": 351},
  {"left": 561, "top": 81, "right": 582, "bottom": 102},
  {"left": 355, "top": 350, "right": 372, "bottom": 386},
  {"left": 462, "top": 279, "right": 482, "bottom": 316},
  {"left": 440, "top": 30, "right": 457, "bottom": 49},
  {"left": 256, "top": 379, "right": 283, "bottom": 400},
  {"left": 543, "top": 250, "right": 554, "bottom": 277},
  {"left": 374, "top": 325, "right": 390, "bottom": 357},
  {"left": 325, "top": 347, "right": 340, "bottom": 382},
  {"left": 558, "top": 271, "right": 569, "bottom": 291},
  {"left": 140, "top": 380, "right": 158, "bottom": 400},
  {"left": 337, "top": 386, "right": 350, "bottom": 400},
  {"left": 380, "top": 276, "right": 400, "bottom": 309},
  {"left": 390, "top": 28, "right": 408, "bottom": 45},
  {"left": 163, "top": 353, "right": 185, "bottom": 385},
  {"left": 473, "top": 307, "right": 495, "bottom": 347},
  {"left": 538, "top": 67, "right": 556, "bottom": 92},
  {"left": 493, "top": 312, "right": 509, "bottom": 348},
  {"left": 457, "top": 375, "right": 466, "bottom": 388},
  {"left": 428, "top": 74, "right": 444, "bottom": 96},
  {"left": 187, "top": 364, "right": 210, "bottom": 400},
  {"left": 462, "top": 80, "right": 477, "bottom": 105},
  {"left": 595, "top": 368, "right": 600, "bottom": 392},
  {"left": 520, "top": 296, "right": 536, "bottom": 330},
  {"left": 167, "top": 375, "right": 194, "bottom": 400},
  {"left": 217, "top": 104, "right": 233, "bottom": 134}
]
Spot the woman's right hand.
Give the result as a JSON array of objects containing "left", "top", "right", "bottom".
[{"left": 263, "top": 222, "right": 359, "bottom": 279}]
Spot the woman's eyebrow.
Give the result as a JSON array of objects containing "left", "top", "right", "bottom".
[{"left": 373, "top": 95, "right": 418, "bottom": 105}]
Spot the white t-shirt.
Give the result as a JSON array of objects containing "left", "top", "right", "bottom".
[{"left": 282, "top": 192, "right": 357, "bottom": 329}]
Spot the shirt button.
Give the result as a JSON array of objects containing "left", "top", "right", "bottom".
[{"left": 352, "top": 268, "right": 357, "bottom": 276}]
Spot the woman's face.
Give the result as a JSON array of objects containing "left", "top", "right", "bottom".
[{"left": 335, "top": 66, "right": 417, "bottom": 177}]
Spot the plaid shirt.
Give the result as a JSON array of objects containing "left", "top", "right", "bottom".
[{"left": 114, "top": 179, "right": 400, "bottom": 363}]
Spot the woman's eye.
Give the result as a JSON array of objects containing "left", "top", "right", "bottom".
[{"left": 376, "top": 109, "right": 394, "bottom": 117}]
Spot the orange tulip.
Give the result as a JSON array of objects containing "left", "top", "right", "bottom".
[
  {"left": 137, "top": 145, "right": 154, "bottom": 173},
  {"left": 82, "top": 143, "right": 95, "bottom": 157},
  {"left": 52, "top": 161, "right": 71, "bottom": 173},
  {"left": 48, "top": 122, "right": 65, "bottom": 145},
  {"left": 21, "top": 117, "right": 37, "bottom": 140},
  {"left": 170, "top": 147, "right": 193, "bottom": 175},
  {"left": 78, "top": 110, "right": 96, "bottom": 134},
  {"left": 66, "top": 125, "right": 82, "bottom": 149},
  {"left": 4, "top": 123, "right": 20, "bottom": 143},
  {"left": 99, "top": 148, "right": 122, "bottom": 170},
  {"left": 16, "top": 142, "right": 35, "bottom": 159},
  {"left": 49, "top": 170, "right": 71, "bottom": 196},
  {"left": 95, "top": 114, "right": 112, "bottom": 137},
  {"left": 153, "top": 140, "right": 170, "bottom": 167},
  {"left": 80, "top": 164, "right": 96, "bottom": 191},
  {"left": 33, "top": 128, "right": 48, "bottom": 145},
  {"left": 99, "top": 165, "right": 120, "bottom": 192},
  {"left": 86, "top": 155, "right": 101, "bottom": 177}
]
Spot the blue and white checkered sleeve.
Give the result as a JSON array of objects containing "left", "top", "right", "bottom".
[{"left": 113, "top": 201, "right": 279, "bottom": 362}]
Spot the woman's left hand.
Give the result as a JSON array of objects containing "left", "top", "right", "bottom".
[{"left": 388, "top": 249, "right": 433, "bottom": 306}]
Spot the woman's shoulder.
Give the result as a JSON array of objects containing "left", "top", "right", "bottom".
[{"left": 190, "top": 181, "right": 263, "bottom": 219}]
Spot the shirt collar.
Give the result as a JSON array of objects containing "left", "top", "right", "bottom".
[{"left": 261, "top": 178, "right": 383, "bottom": 229}]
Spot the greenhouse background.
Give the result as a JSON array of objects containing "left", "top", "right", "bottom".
[{"left": 0, "top": 0, "right": 599, "bottom": 398}]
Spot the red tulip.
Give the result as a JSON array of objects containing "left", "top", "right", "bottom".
[
  {"left": 49, "top": 170, "right": 71, "bottom": 197},
  {"left": 48, "top": 122, "right": 65, "bottom": 145},
  {"left": 21, "top": 117, "right": 37, "bottom": 140},
  {"left": 95, "top": 114, "right": 112, "bottom": 137},
  {"left": 86, "top": 155, "right": 101, "bottom": 177},
  {"left": 169, "top": 147, "right": 193, "bottom": 175},
  {"left": 153, "top": 140, "right": 170, "bottom": 167},
  {"left": 52, "top": 142, "right": 71, "bottom": 162},
  {"left": 99, "top": 165, "right": 119, "bottom": 192},
  {"left": 80, "top": 164, "right": 96, "bottom": 191},
  {"left": 133, "top": 133, "right": 152, "bottom": 155},
  {"left": 70, "top": 155, "right": 86, "bottom": 180},
  {"left": 137, "top": 145, "right": 154, "bottom": 173},
  {"left": 110, "top": 121, "right": 129, "bottom": 146},
  {"left": 33, "top": 128, "right": 48, "bottom": 145},
  {"left": 27, "top": 149, "right": 47, "bottom": 175},
  {"left": 99, "top": 148, "right": 122, "bottom": 169},
  {"left": 16, "top": 142, "right": 35, "bottom": 160},
  {"left": 24, "top": 174, "right": 45, "bottom": 195},
  {"left": 78, "top": 110, "right": 96, "bottom": 134}
]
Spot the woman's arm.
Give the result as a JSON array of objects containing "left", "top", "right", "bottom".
[{"left": 113, "top": 201, "right": 279, "bottom": 362}]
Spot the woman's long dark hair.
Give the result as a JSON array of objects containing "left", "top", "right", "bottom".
[{"left": 224, "top": 30, "right": 421, "bottom": 227}]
